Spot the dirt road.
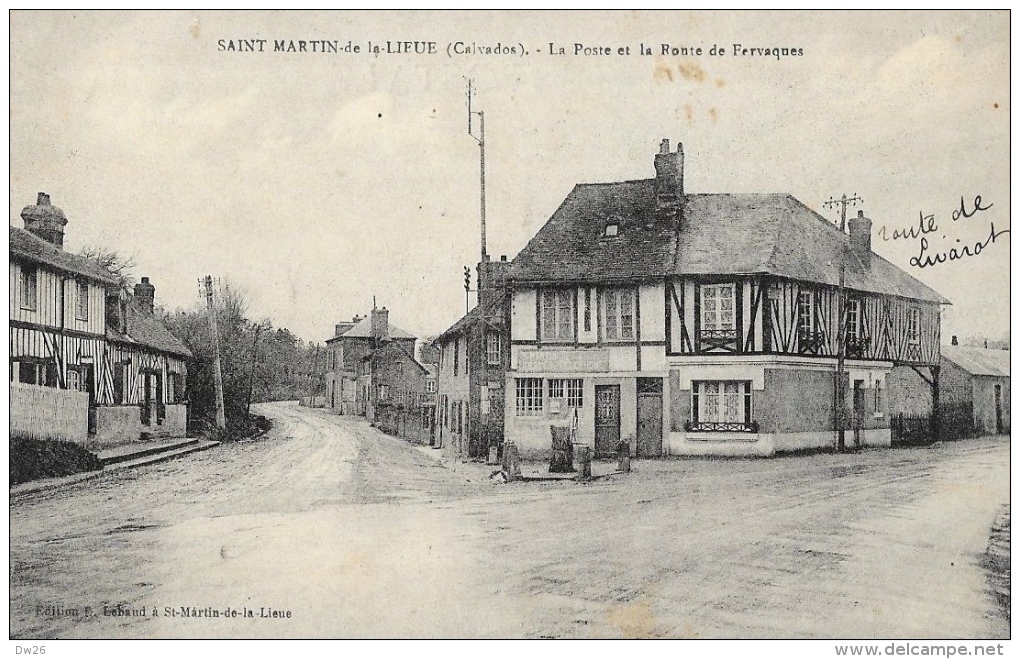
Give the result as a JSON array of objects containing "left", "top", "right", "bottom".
[{"left": 9, "top": 402, "right": 1009, "bottom": 639}]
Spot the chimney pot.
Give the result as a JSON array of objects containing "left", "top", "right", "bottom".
[
  {"left": 133, "top": 276, "right": 156, "bottom": 314},
  {"left": 371, "top": 306, "right": 390, "bottom": 342},
  {"left": 848, "top": 211, "right": 873, "bottom": 267},
  {"left": 654, "top": 139, "right": 684, "bottom": 207},
  {"left": 21, "top": 192, "right": 69, "bottom": 249}
]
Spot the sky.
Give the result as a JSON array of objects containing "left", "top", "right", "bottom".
[{"left": 9, "top": 10, "right": 1010, "bottom": 345}]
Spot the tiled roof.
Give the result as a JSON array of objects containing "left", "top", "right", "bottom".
[
  {"left": 941, "top": 346, "right": 1010, "bottom": 378},
  {"left": 675, "top": 194, "right": 949, "bottom": 304},
  {"left": 436, "top": 291, "right": 506, "bottom": 344},
  {"left": 9, "top": 226, "right": 119, "bottom": 285},
  {"left": 511, "top": 180, "right": 676, "bottom": 283},
  {"left": 510, "top": 182, "right": 949, "bottom": 305},
  {"left": 325, "top": 315, "right": 416, "bottom": 342},
  {"left": 370, "top": 340, "right": 428, "bottom": 374},
  {"left": 107, "top": 300, "right": 193, "bottom": 358}
]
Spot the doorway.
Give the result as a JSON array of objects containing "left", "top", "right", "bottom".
[
  {"left": 994, "top": 384, "right": 1003, "bottom": 434},
  {"left": 636, "top": 378, "right": 663, "bottom": 457},
  {"left": 594, "top": 385, "right": 621, "bottom": 458},
  {"left": 852, "top": 380, "right": 865, "bottom": 449}
]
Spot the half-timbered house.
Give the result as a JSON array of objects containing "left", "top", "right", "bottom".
[
  {"left": 10, "top": 193, "right": 191, "bottom": 446},
  {"left": 505, "top": 140, "right": 949, "bottom": 458}
]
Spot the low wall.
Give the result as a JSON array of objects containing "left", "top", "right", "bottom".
[
  {"left": 162, "top": 404, "right": 188, "bottom": 438},
  {"left": 92, "top": 405, "right": 143, "bottom": 447},
  {"left": 10, "top": 384, "right": 89, "bottom": 443},
  {"left": 668, "top": 428, "right": 891, "bottom": 457},
  {"left": 92, "top": 404, "right": 190, "bottom": 447}
]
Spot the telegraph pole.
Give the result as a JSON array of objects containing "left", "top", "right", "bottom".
[
  {"left": 823, "top": 193, "right": 862, "bottom": 452},
  {"left": 201, "top": 275, "right": 227, "bottom": 430},
  {"left": 824, "top": 192, "right": 863, "bottom": 232},
  {"left": 467, "top": 78, "right": 486, "bottom": 261}
]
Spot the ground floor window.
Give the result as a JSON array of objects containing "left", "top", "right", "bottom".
[
  {"left": 515, "top": 378, "right": 544, "bottom": 416},
  {"left": 688, "top": 380, "right": 755, "bottom": 432},
  {"left": 14, "top": 359, "right": 57, "bottom": 387},
  {"left": 548, "top": 378, "right": 583, "bottom": 410}
]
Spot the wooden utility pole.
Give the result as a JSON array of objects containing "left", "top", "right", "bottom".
[
  {"left": 246, "top": 322, "right": 264, "bottom": 417},
  {"left": 202, "top": 275, "right": 227, "bottom": 430},
  {"left": 823, "top": 193, "right": 863, "bottom": 452},
  {"left": 467, "top": 78, "right": 486, "bottom": 261},
  {"left": 468, "top": 78, "right": 490, "bottom": 459}
]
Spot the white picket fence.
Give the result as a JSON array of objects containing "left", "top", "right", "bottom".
[{"left": 10, "top": 383, "right": 89, "bottom": 443}]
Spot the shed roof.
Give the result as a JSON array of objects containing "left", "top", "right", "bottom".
[{"left": 941, "top": 346, "right": 1010, "bottom": 378}]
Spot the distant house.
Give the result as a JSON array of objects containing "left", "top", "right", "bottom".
[
  {"left": 940, "top": 344, "right": 1010, "bottom": 436},
  {"left": 10, "top": 193, "right": 192, "bottom": 446},
  {"left": 323, "top": 307, "right": 416, "bottom": 416},
  {"left": 504, "top": 140, "right": 949, "bottom": 458},
  {"left": 434, "top": 256, "right": 511, "bottom": 458},
  {"left": 323, "top": 305, "right": 434, "bottom": 442}
]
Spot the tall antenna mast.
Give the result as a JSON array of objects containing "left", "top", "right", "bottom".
[{"left": 467, "top": 78, "right": 486, "bottom": 261}]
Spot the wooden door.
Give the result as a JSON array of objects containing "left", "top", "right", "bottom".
[
  {"left": 141, "top": 372, "right": 154, "bottom": 426},
  {"left": 636, "top": 378, "right": 663, "bottom": 457},
  {"left": 594, "top": 385, "right": 620, "bottom": 458},
  {"left": 852, "top": 380, "right": 865, "bottom": 449},
  {"left": 994, "top": 385, "right": 1003, "bottom": 434}
]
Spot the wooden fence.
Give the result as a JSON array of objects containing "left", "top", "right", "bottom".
[
  {"left": 10, "top": 383, "right": 89, "bottom": 443},
  {"left": 891, "top": 402, "right": 976, "bottom": 445}
]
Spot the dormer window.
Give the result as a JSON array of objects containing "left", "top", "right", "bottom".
[{"left": 604, "top": 223, "right": 619, "bottom": 237}]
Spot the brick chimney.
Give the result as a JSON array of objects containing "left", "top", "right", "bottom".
[
  {"left": 848, "top": 210, "right": 872, "bottom": 267},
  {"left": 477, "top": 254, "right": 511, "bottom": 310},
  {"left": 21, "top": 192, "right": 69, "bottom": 249},
  {"left": 371, "top": 306, "right": 389, "bottom": 342},
  {"left": 654, "top": 139, "right": 684, "bottom": 208},
  {"left": 134, "top": 276, "right": 155, "bottom": 314}
]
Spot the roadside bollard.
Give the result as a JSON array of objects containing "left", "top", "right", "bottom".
[
  {"left": 549, "top": 426, "right": 575, "bottom": 473},
  {"left": 502, "top": 441, "right": 522, "bottom": 482},
  {"left": 617, "top": 441, "right": 631, "bottom": 473},
  {"left": 575, "top": 445, "right": 592, "bottom": 482}
]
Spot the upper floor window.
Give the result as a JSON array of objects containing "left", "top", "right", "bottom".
[
  {"left": 701, "top": 283, "right": 735, "bottom": 331},
  {"left": 797, "top": 290, "right": 814, "bottom": 334},
  {"left": 426, "top": 380, "right": 436, "bottom": 393},
  {"left": 907, "top": 307, "right": 920, "bottom": 344},
  {"left": 378, "top": 384, "right": 389, "bottom": 401},
  {"left": 20, "top": 265, "right": 38, "bottom": 311},
  {"left": 846, "top": 298, "right": 861, "bottom": 341},
  {"left": 604, "top": 223, "right": 619, "bottom": 237},
  {"left": 603, "top": 287, "right": 635, "bottom": 340},
  {"left": 453, "top": 338, "right": 460, "bottom": 376},
  {"left": 486, "top": 332, "right": 501, "bottom": 365},
  {"left": 76, "top": 280, "right": 89, "bottom": 321},
  {"left": 541, "top": 289, "right": 574, "bottom": 341}
]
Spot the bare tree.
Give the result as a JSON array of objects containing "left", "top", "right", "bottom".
[{"left": 78, "top": 245, "right": 138, "bottom": 291}]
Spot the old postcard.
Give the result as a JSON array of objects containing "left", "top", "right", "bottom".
[{"left": 8, "top": 9, "right": 1010, "bottom": 649}]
